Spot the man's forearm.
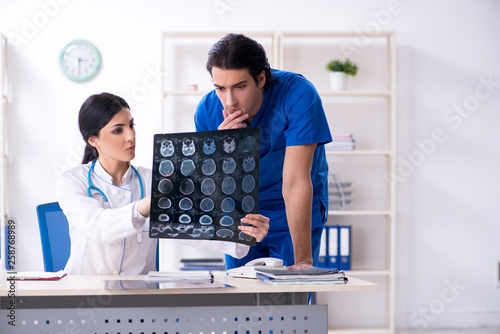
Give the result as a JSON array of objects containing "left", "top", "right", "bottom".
[{"left": 283, "top": 180, "right": 314, "bottom": 265}]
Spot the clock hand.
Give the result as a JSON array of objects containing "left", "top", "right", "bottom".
[{"left": 77, "top": 58, "right": 82, "bottom": 76}]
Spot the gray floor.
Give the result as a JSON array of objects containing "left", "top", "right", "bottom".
[{"left": 397, "top": 328, "right": 500, "bottom": 334}]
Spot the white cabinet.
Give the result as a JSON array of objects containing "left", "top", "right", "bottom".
[
  {"left": 161, "top": 31, "right": 396, "bottom": 333},
  {"left": 278, "top": 31, "right": 396, "bottom": 333}
]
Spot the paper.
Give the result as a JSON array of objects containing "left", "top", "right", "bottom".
[
  {"left": 144, "top": 270, "right": 214, "bottom": 283},
  {"left": 8, "top": 270, "right": 67, "bottom": 281}
]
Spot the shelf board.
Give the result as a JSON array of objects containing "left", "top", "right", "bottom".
[
  {"left": 325, "top": 150, "right": 392, "bottom": 156},
  {"left": 163, "top": 31, "right": 277, "bottom": 39},
  {"left": 328, "top": 210, "right": 392, "bottom": 216},
  {"left": 281, "top": 31, "right": 395, "bottom": 39},
  {"left": 328, "top": 327, "right": 393, "bottom": 334},
  {"left": 318, "top": 90, "right": 392, "bottom": 97},
  {"left": 164, "top": 91, "right": 208, "bottom": 97},
  {"left": 345, "top": 270, "right": 391, "bottom": 277},
  {"left": 163, "top": 90, "right": 393, "bottom": 98}
]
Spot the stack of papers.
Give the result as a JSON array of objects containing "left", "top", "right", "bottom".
[
  {"left": 144, "top": 271, "right": 214, "bottom": 283},
  {"left": 8, "top": 270, "right": 67, "bottom": 281},
  {"left": 255, "top": 267, "right": 348, "bottom": 284}
]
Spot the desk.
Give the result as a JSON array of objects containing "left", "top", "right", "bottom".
[{"left": 1, "top": 273, "right": 377, "bottom": 333}]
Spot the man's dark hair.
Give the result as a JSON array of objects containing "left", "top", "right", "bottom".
[{"left": 206, "top": 33, "right": 273, "bottom": 90}]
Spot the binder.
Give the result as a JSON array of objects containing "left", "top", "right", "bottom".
[
  {"left": 338, "top": 225, "right": 351, "bottom": 270},
  {"left": 327, "top": 225, "right": 339, "bottom": 269},
  {"left": 318, "top": 227, "right": 328, "bottom": 268}
]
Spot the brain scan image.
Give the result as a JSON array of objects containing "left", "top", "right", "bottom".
[
  {"left": 239, "top": 231, "right": 253, "bottom": 242},
  {"left": 180, "top": 159, "right": 196, "bottom": 176},
  {"left": 222, "top": 156, "right": 237, "bottom": 174},
  {"left": 222, "top": 177, "right": 236, "bottom": 195},
  {"left": 178, "top": 197, "right": 193, "bottom": 211},
  {"left": 152, "top": 128, "right": 259, "bottom": 246},
  {"left": 179, "top": 178, "right": 195, "bottom": 195},
  {"left": 242, "top": 175, "right": 256, "bottom": 193},
  {"left": 199, "top": 214, "right": 213, "bottom": 225},
  {"left": 203, "top": 138, "right": 216, "bottom": 155},
  {"left": 216, "top": 229, "right": 234, "bottom": 239},
  {"left": 241, "top": 135, "right": 257, "bottom": 152},
  {"left": 221, "top": 197, "right": 236, "bottom": 213},
  {"left": 242, "top": 156, "right": 256, "bottom": 172},
  {"left": 201, "top": 158, "right": 216, "bottom": 175},
  {"left": 172, "top": 223, "right": 193, "bottom": 235},
  {"left": 159, "top": 160, "right": 175, "bottom": 177},
  {"left": 160, "top": 140, "right": 174, "bottom": 157},
  {"left": 223, "top": 136, "right": 236, "bottom": 154},
  {"left": 158, "top": 214, "right": 170, "bottom": 222},
  {"left": 200, "top": 178, "right": 216, "bottom": 196},
  {"left": 150, "top": 224, "right": 173, "bottom": 237},
  {"left": 178, "top": 214, "right": 192, "bottom": 224},
  {"left": 182, "top": 139, "right": 195, "bottom": 156},
  {"left": 190, "top": 226, "right": 214, "bottom": 239},
  {"left": 200, "top": 198, "right": 215, "bottom": 212},
  {"left": 242, "top": 195, "right": 256, "bottom": 213},
  {"left": 158, "top": 197, "right": 172, "bottom": 209},
  {"left": 158, "top": 179, "right": 173, "bottom": 194},
  {"left": 220, "top": 215, "right": 234, "bottom": 227}
]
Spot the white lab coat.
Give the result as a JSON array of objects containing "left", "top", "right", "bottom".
[{"left": 56, "top": 160, "right": 249, "bottom": 275}]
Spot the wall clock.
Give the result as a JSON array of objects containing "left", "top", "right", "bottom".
[{"left": 59, "top": 39, "right": 101, "bottom": 82}]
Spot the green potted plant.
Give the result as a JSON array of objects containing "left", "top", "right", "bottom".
[{"left": 325, "top": 59, "right": 358, "bottom": 90}]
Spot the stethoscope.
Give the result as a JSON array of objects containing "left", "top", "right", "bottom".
[
  {"left": 87, "top": 160, "right": 144, "bottom": 203},
  {"left": 87, "top": 160, "right": 146, "bottom": 274}
]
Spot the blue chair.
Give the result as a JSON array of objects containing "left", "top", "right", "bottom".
[
  {"left": 36, "top": 202, "right": 71, "bottom": 272},
  {"left": 36, "top": 202, "right": 160, "bottom": 272}
]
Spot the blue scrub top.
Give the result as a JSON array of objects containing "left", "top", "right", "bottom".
[{"left": 195, "top": 69, "right": 332, "bottom": 232}]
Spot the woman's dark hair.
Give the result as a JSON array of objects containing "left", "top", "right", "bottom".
[
  {"left": 206, "top": 33, "right": 274, "bottom": 90},
  {"left": 78, "top": 92, "right": 130, "bottom": 164}
]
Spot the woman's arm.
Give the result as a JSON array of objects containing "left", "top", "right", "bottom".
[{"left": 56, "top": 169, "right": 148, "bottom": 244}]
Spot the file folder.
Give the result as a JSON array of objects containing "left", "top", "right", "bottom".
[
  {"left": 327, "top": 225, "right": 339, "bottom": 269},
  {"left": 318, "top": 227, "right": 327, "bottom": 268},
  {"left": 338, "top": 225, "right": 351, "bottom": 270}
]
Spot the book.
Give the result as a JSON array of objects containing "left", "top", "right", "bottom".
[
  {"left": 8, "top": 270, "right": 67, "bottom": 281},
  {"left": 254, "top": 267, "right": 348, "bottom": 284},
  {"left": 144, "top": 271, "right": 214, "bottom": 283},
  {"left": 326, "top": 134, "right": 356, "bottom": 151}
]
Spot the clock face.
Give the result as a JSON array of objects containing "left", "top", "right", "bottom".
[{"left": 59, "top": 40, "right": 101, "bottom": 82}]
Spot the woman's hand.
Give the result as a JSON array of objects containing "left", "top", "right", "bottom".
[
  {"left": 218, "top": 110, "right": 249, "bottom": 130},
  {"left": 238, "top": 214, "right": 269, "bottom": 242},
  {"left": 137, "top": 195, "right": 151, "bottom": 218}
]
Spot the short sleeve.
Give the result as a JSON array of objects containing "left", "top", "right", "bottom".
[{"left": 282, "top": 77, "right": 332, "bottom": 147}]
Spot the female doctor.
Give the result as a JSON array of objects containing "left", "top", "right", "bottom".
[{"left": 56, "top": 92, "right": 269, "bottom": 275}]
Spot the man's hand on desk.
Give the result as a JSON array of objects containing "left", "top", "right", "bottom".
[{"left": 287, "top": 261, "right": 314, "bottom": 270}]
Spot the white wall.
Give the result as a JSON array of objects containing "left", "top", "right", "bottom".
[{"left": 1, "top": 0, "right": 499, "bottom": 330}]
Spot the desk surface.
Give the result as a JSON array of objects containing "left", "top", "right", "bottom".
[{"left": 1, "top": 272, "right": 377, "bottom": 297}]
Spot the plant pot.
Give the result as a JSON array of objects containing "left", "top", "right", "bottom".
[{"left": 329, "top": 71, "right": 347, "bottom": 91}]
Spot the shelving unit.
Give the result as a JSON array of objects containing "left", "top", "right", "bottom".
[
  {"left": 1, "top": 33, "right": 9, "bottom": 270},
  {"left": 161, "top": 31, "right": 396, "bottom": 332},
  {"left": 278, "top": 31, "right": 396, "bottom": 333}
]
